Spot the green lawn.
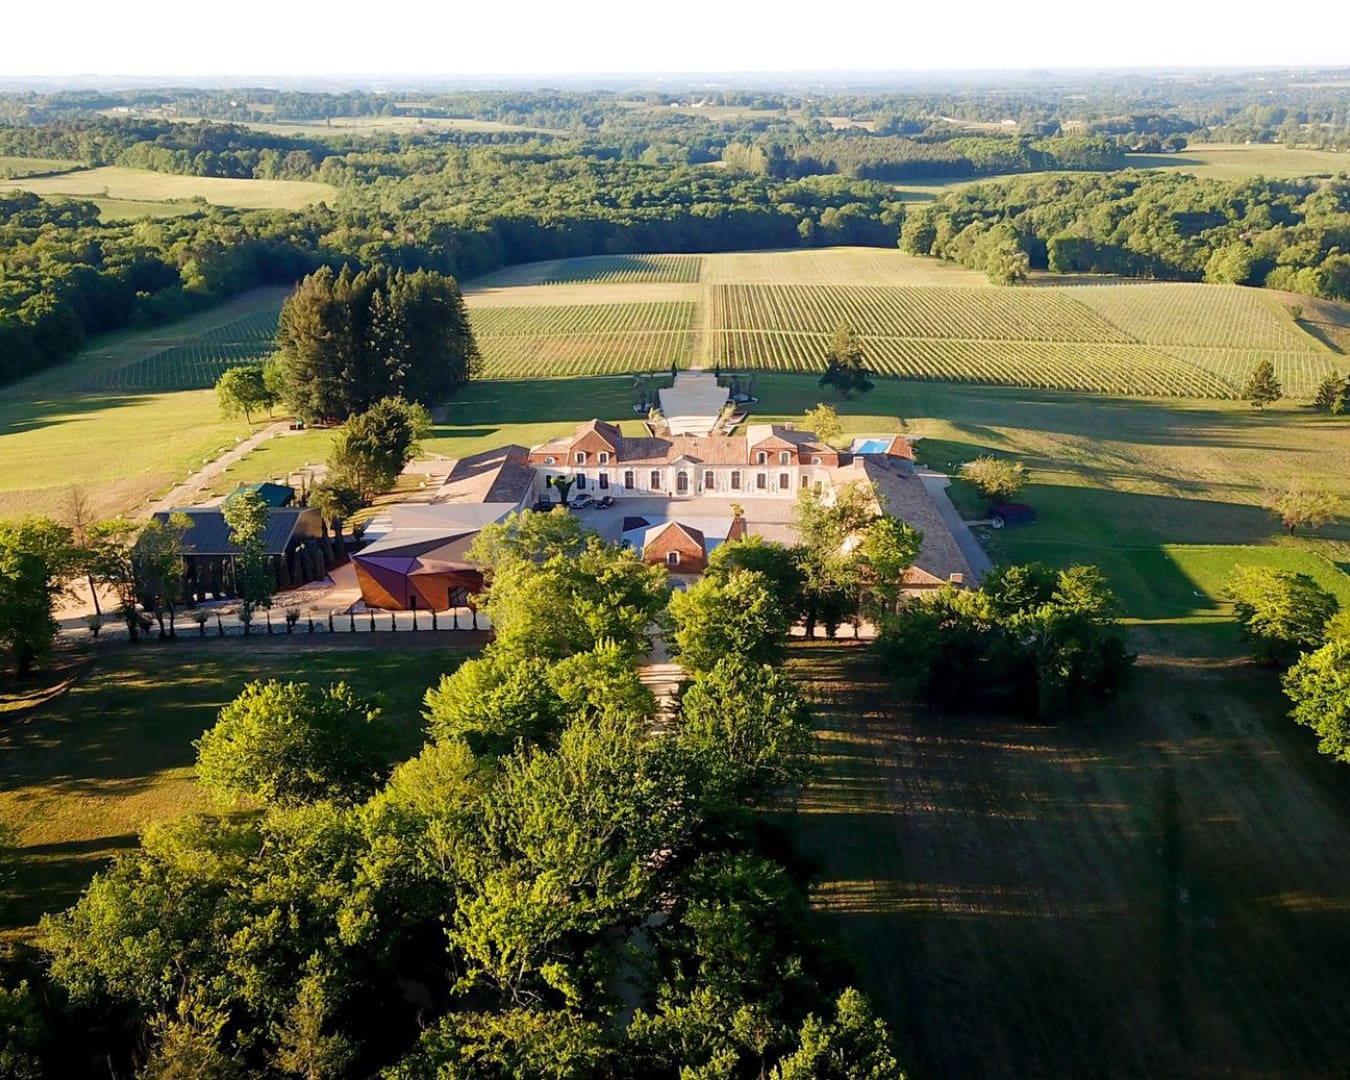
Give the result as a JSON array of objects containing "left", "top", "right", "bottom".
[
  {"left": 422, "top": 376, "right": 665, "bottom": 458},
  {"left": 746, "top": 375, "right": 1350, "bottom": 620},
  {"left": 204, "top": 428, "right": 335, "bottom": 498},
  {"left": 0, "top": 289, "right": 288, "bottom": 519},
  {"left": 0, "top": 644, "right": 469, "bottom": 944}
]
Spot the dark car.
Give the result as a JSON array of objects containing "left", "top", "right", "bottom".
[{"left": 594, "top": 495, "right": 615, "bottom": 509}]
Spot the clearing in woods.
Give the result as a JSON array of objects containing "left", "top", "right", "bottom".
[
  {"left": 7, "top": 165, "right": 338, "bottom": 210},
  {"left": 790, "top": 639, "right": 1350, "bottom": 1079}
]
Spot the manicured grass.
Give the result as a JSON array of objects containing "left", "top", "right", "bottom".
[
  {"left": 0, "top": 644, "right": 470, "bottom": 943},
  {"left": 203, "top": 428, "right": 335, "bottom": 498},
  {"left": 0, "top": 289, "right": 289, "bottom": 519},
  {"left": 422, "top": 376, "right": 665, "bottom": 458},
  {"left": 0, "top": 390, "right": 249, "bottom": 521},
  {"left": 790, "top": 640, "right": 1350, "bottom": 1078},
  {"left": 9, "top": 166, "right": 337, "bottom": 210}
]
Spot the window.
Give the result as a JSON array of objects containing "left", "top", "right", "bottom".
[
  {"left": 811, "top": 455, "right": 821, "bottom": 465},
  {"left": 730, "top": 471, "right": 741, "bottom": 490},
  {"left": 756, "top": 472, "right": 767, "bottom": 490},
  {"left": 598, "top": 473, "right": 609, "bottom": 489},
  {"left": 667, "top": 551, "right": 680, "bottom": 567},
  {"left": 544, "top": 456, "right": 556, "bottom": 465},
  {"left": 755, "top": 451, "right": 768, "bottom": 465},
  {"left": 650, "top": 471, "right": 661, "bottom": 490},
  {"left": 703, "top": 470, "right": 715, "bottom": 490},
  {"left": 800, "top": 474, "right": 808, "bottom": 487},
  {"left": 779, "top": 473, "right": 790, "bottom": 490},
  {"left": 575, "top": 474, "right": 586, "bottom": 489},
  {"left": 624, "top": 470, "right": 635, "bottom": 490},
  {"left": 599, "top": 451, "right": 610, "bottom": 464},
  {"left": 676, "top": 472, "right": 689, "bottom": 494},
  {"left": 575, "top": 451, "right": 587, "bottom": 464},
  {"left": 780, "top": 451, "right": 791, "bottom": 465}
]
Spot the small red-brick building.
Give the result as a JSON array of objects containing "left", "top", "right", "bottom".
[{"left": 640, "top": 521, "right": 708, "bottom": 574}]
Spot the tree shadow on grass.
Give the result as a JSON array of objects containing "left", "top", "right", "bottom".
[{"left": 0, "top": 392, "right": 158, "bottom": 437}]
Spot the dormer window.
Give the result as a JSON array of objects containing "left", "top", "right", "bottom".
[
  {"left": 780, "top": 451, "right": 791, "bottom": 465},
  {"left": 598, "top": 451, "right": 610, "bottom": 464},
  {"left": 544, "top": 456, "right": 556, "bottom": 465},
  {"left": 755, "top": 451, "right": 768, "bottom": 465},
  {"left": 667, "top": 551, "right": 680, "bottom": 567},
  {"left": 811, "top": 456, "right": 821, "bottom": 465},
  {"left": 575, "top": 451, "right": 587, "bottom": 464}
]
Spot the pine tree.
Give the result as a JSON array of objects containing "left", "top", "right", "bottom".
[
  {"left": 1242, "top": 359, "right": 1282, "bottom": 410},
  {"left": 1313, "top": 370, "right": 1345, "bottom": 414}
]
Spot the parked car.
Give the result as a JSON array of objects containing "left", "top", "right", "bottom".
[
  {"left": 594, "top": 495, "right": 615, "bottom": 509},
  {"left": 732, "top": 393, "right": 758, "bottom": 404},
  {"left": 570, "top": 494, "right": 595, "bottom": 509}
]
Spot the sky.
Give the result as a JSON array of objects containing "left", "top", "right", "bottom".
[{"left": 4, "top": 0, "right": 1350, "bottom": 78}]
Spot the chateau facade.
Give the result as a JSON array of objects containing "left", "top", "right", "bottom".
[{"left": 527, "top": 420, "right": 913, "bottom": 501}]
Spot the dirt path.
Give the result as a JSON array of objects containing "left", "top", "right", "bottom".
[
  {"left": 144, "top": 419, "right": 294, "bottom": 517},
  {"left": 789, "top": 639, "right": 1350, "bottom": 1079}
]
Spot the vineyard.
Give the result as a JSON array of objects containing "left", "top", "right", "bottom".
[
  {"left": 472, "top": 302, "right": 697, "bottom": 377},
  {"left": 473, "top": 254, "right": 704, "bottom": 287},
  {"left": 709, "top": 281, "right": 1340, "bottom": 398},
  {"left": 81, "top": 305, "right": 282, "bottom": 392}
]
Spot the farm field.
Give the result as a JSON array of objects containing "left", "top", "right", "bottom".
[
  {"left": 890, "top": 143, "right": 1350, "bottom": 201},
  {"left": 0, "top": 154, "right": 82, "bottom": 179},
  {"left": 471, "top": 301, "right": 697, "bottom": 378},
  {"left": 7, "top": 165, "right": 337, "bottom": 210},
  {"left": 707, "top": 277, "right": 1338, "bottom": 398},
  {"left": 0, "top": 645, "right": 469, "bottom": 944},
  {"left": 166, "top": 113, "right": 567, "bottom": 138},
  {"left": 791, "top": 639, "right": 1350, "bottom": 1078},
  {"left": 464, "top": 250, "right": 1344, "bottom": 396}
]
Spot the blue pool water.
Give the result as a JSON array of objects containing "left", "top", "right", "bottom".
[{"left": 852, "top": 438, "right": 893, "bottom": 455}]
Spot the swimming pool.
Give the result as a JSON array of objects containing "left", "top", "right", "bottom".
[{"left": 851, "top": 437, "right": 893, "bottom": 455}]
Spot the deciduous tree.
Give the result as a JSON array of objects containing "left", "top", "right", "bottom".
[
  {"left": 1265, "top": 484, "right": 1342, "bottom": 535},
  {"left": 803, "top": 402, "right": 843, "bottom": 446},
  {"left": 1283, "top": 638, "right": 1350, "bottom": 763},
  {"left": 221, "top": 491, "right": 272, "bottom": 631},
  {"left": 818, "top": 324, "right": 873, "bottom": 400},
  {"left": 215, "top": 364, "right": 276, "bottom": 426},
  {"left": 1226, "top": 566, "right": 1339, "bottom": 664},
  {"left": 194, "top": 680, "right": 388, "bottom": 806},
  {"left": 669, "top": 570, "right": 789, "bottom": 674},
  {"left": 960, "top": 456, "right": 1027, "bottom": 502}
]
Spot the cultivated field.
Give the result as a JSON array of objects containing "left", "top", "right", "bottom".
[
  {"left": 892, "top": 143, "right": 1350, "bottom": 201},
  {"left": 462, "top": 250, "right": 1343, "bottom": 396},
  {"left": 709, "top": 279, "right": 1336, "bottom": 398},
  {"left": 0, "top": 154, "right": 82, "bottom": 179},
  {"left": 80, "top": 304, "right": 284, "bottom": 392},
  {"left": 7, "top": 165, "right": 337, "bottom": 210},
  {"left": 470, "top": 301, "right": 697, "bottom": 378},
  {"left": 470, "top": 253, "right": 705, "bottom": 287},
  {"left": 792, "top": 640, "right": 1350, "bottom": 1078}
]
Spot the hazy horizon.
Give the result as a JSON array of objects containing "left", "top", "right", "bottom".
[{"left": 4, "top": 0, "right": 1349, "bottom": 81}]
